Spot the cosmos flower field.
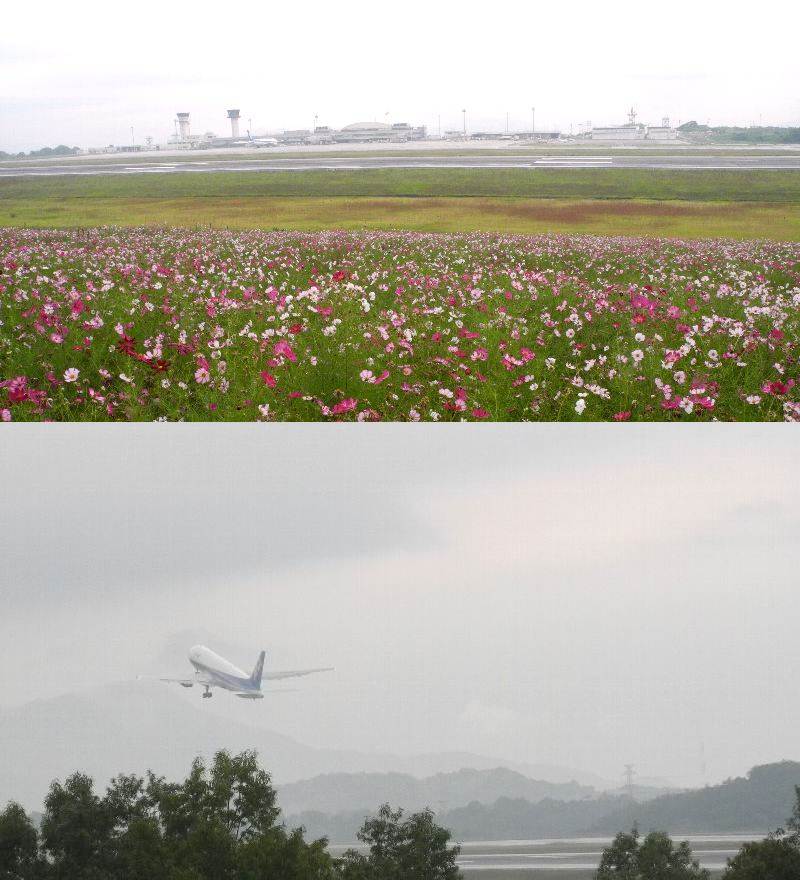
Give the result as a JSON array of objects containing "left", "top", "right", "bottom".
[{"left": 1, "top": 227, "right": 799, "bottom": 421}]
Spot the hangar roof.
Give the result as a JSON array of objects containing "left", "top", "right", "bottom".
[{"left": 342, "top": 121, "right": 391, "bottom": 131}]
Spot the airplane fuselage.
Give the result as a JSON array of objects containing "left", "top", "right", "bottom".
[{"left": 188, "top": 645, "right": 264, "bottom": 699}]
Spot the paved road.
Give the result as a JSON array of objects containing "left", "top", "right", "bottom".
[{"left": 2, "top": 154, "right": 800, "bottom": 177}]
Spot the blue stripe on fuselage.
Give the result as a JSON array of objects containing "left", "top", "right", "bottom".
[{"left": 190, "top": 659, "right": 257, "bottom": 692}]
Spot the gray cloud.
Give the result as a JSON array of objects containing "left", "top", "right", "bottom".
[{"left": 2, "top": 427, "right": 799, "bottom": 789}]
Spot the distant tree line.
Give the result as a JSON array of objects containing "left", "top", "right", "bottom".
[
  {"left": 677, "top": 121, "right": 800, "bottom": 144},
  {"left": 0, "top": 751, "right": 461, "bottom": 880},
  {"left": 0, "top": 145, "right": 80, "bottom": 160}
]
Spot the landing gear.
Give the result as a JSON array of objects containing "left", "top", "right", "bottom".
[{"left": 202, "top": 686, "right": 213, "bottom": 699}]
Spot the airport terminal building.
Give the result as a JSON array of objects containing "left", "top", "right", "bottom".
[
  {"left": 591, "top": 123, "right": 679, "bottom": 142},
  {"left": 332, "top": 121, "right": 427, "bottom": 143}
]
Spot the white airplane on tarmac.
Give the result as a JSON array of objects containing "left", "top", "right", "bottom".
[
  {"left": 155, "top": 645, "right": 332, "bottom": 700},
  {"left": 245, "top": 131, "right": 279, "bottom": 147},
  {"left": 231, "top": 131, "right": 279, "bottom": 149}
]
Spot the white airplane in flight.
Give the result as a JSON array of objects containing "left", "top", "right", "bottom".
[{"left": 157, "top": 645, "right": 332, "bottom": 700}]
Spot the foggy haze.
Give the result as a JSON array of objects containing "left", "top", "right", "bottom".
[
  {"left": 1, "top": 0, "right": 799, "bottom": 151},
  {"left": 1, "top": 426, "right": 798, "bottom": 793}
]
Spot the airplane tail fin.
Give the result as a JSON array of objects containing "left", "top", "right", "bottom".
[{"left": 250, "top": 651, "right": 266, "bottom": 687}]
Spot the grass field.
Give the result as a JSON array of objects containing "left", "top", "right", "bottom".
[
  {"left": 2, "top": 227, "right": 798, "bottom": 422},
  {"left": 2, "top": 168, "right": 800, "bottom": 241},
  {"left": 0, "top": 196, "right": 797, "bottom": 240},
  {"left": 3, "top": 168, "right": 800, "bottom": 201}
]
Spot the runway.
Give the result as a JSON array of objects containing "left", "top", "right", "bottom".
[
  {"left": 327, "top": 836, "right": 757, "bottom": 877},
  {"left": 2, "top": 154, "right": 800, "bottom": 177}
]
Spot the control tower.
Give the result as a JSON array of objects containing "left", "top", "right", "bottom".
[
  {"left": 176, "top": 112, "right": 191, "bottom": 142},
  {"left": 227, "top": 109, "right": 241, "bottom": 139}
]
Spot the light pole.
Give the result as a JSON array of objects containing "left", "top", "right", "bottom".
[
  {"left": 313, "top": 112, "right": 318, "bottom": 132},
  {"left": 462, "top": 108, "right": 466, "bottom": 136},
  {"left": 531, "top": 106, "right": 535, "bottom": 138},
  {"left": 130, "top": 126, "right": 134, "bottom": 147}
]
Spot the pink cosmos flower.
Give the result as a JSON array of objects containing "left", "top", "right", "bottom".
[
  {"left": 330, "top": 398, "right": 357, "bottom": 415},
  {"left": 194, "top": 367, "right": 211, "bottom": 384},
  {"left": 1, "top": 409, "right": 11, "bottom": 422},
  {"left": 273, "top": 340, "right": 298, "bottom": 363},
  {"left": 471, "top": 408, "right": 490, "bottom": 419},
  {"left": 613, "top": 411, "right": 631, "bottom": 421},
  {"left": 762, "top": 379, "right": 795, "bottom": 396},
  {"left": 63, "top": 368, "right": 80, "bottom": 383},
  {"left": 6, "top": 377, "right": 29, "bottom": 403},
  {"left": 260, "top": 371, "right": 277, "bottom": 388}
]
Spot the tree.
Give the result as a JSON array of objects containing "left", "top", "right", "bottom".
[
  {"left": 0, "top": 802, "right": 41, "bottom": 879},
  {"left": 35, "top": 750, "right": 333, "bottom": 880},
  {"left": 238, "top": 827, "right": 334, "bottom": 880},
  {"left": 140, "top": 750, "right": 285, "bottom": 880},
  {"left": 596, "top": 827, "right": 710, "bottom": 879},
  {"left": 40, "top": 773, "right": 113, "bottom": 879},
  {"left": 722, "top": 838, "right": 800, "bottom": 879},
  {"left": 723, "top": 786, "right": 800, "bottom": 879},
  {"left": 337, "top": 804, "right": 461, "bottom": 880}
]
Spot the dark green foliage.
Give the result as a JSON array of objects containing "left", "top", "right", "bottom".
[
  {"left": 723, "top": 786, "right": 800, "bottom": 878},
  {"left": 337, "top": 804, "right": 461, "bottom": 880},
  {"left": 0, "top": 802, "right": 42, "bottom": 879},
  {"left": 596, "top": 827, "right": 710, "bottom": 879},
  {"left": 40, "top": 772, "right": 115, "bottom": 878},
  {"left": 238, "top": 827, "right": 335, "bottom": 880},
  {"left": 12, "top": 750, "right": 334, "bottom": 880},
  {"left": 2, "top": 753, "right": 463, "bottom": 879},
  {"left": 722, "top": 838, "right": 800, "bottom": 879}
]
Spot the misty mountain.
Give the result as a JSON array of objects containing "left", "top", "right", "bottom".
[
  {"left": 287, "top": 761, "right": 800, "bottom": 843},
  {"left": 0, "top": 683, "right": 598, "bottom": 810},
  {"left": 605, "top": 784, "right": 683, "bottom": 802},
  {"left": 278, "top": 767, "right": 593, "bottom": 816},
  {"left": 287, "top": 795, "right": 628, "bottom": 844},
  {"left": 589, "top": 761, "right": 800, "bottom": 835}
]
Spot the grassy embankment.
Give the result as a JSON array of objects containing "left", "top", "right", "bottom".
[{"left": 1, "top": 168, "right": 799, "bottom": 239}]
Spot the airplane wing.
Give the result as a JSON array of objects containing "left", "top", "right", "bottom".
[{"left": 262, "top": 667, "right": 333, "bottom": 681}]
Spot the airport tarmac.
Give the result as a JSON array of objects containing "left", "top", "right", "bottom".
[{"left": 2, "top": 154, "right": 800, "bottom": 177}]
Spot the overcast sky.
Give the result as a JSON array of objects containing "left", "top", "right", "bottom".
[
  {"left": 2, "top": 426, "right": 798, "bottom": 789},
  {"left": 1, "top": 0, "right": 799, "bottom": 151}
]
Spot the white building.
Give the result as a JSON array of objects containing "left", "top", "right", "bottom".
[
  {"left": 590, "top": 125, "right": 647, "bottom": 141},
  {"left": 334, "top": 121, "right": 426, "bottom": 143},
  {"left": 645, "top": 126, "right": 679, "bottom": 141}
]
